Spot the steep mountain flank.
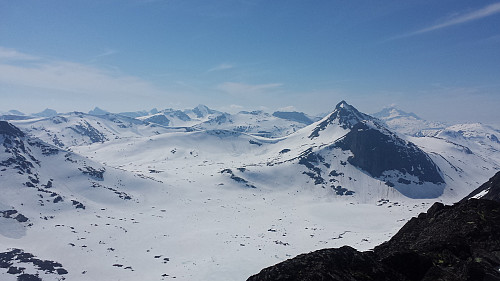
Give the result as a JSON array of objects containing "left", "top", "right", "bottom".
[{"left": 335, "top": 121, "right": 444, "bottom": 185}]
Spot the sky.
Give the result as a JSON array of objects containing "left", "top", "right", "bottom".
[{"left": 0, "top": 0, "right": 499, "bottom": 123}]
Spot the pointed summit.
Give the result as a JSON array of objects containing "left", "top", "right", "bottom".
[
  {"left": 335, "top": 100, "right": 348, "bottom": 109},
  {"left": 309, "top": 100, "right": 372, "bottom": 139}
]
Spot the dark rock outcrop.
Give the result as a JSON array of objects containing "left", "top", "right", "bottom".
[
  {"left": 335, "top": 121, "right": 444, "bottom": 185},
  {"left": 375, "top": 199, "right": 500, "bottom": 281},
  {"left": 248, "top": 175, "right": 500, "bottom": 281},
  {"left": 0, "top": 249, "right": 68, "bottom": 280},
  {"left": 248, "top": 246, "right": 405, "bottom": 281},
  {"left": 303, "top": 102, "right": 444, "bottom": 197},
  {"left": 0, "top": 121, "right": 25, "bottom": 137}
]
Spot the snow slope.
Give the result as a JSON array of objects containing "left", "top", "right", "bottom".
[
  {"left": 11, "top": 112, "right": 181, "bottom": 149},
  {"left": 373, "top": 106, "right": 446, "bottom": 136},
  {"left": 1, "top": 100, "right": 499, "bottom": 280},
  {"left": 1, "top": 120, "right": 437, "bottom": 280}
]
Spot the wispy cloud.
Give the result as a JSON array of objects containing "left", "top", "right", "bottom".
[
  {"left": 95, "top": 48, "right": 117, "bottom": 58},
  {"left": 208, "top": 63, "right": 234, "bottom": 72},
  {"left": 217, "top": 82, "right": 282, "bottom": 96},
  {"left": 0, "top": 47, "right": 39, "bottom": 61},
  {"left": 0, "top": 46, "right": 166, "bottom": 99},
  {"left": 396, "top": 3, "right": 500, "bottom": 38}
]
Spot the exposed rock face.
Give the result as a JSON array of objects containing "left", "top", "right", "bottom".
[
  {"left": 247, "top": 246, "right": 405, "bottom": 281},
  {"left": 247, "top": 176, "right": 500, "bottom": 281},
  {"left": 461, "top": 171, "right": 500, "bottom": 202},
  {"left": 375, "top": 199, "right": 500, "bottom": 281},
  {"left": 335, "top": 121, "right": 445, "bottom": 185},
  {"left": 0, "top": 121, "right": 25, "bottom": 137}
]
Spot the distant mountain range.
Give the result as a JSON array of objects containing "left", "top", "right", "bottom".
[{"left": 6, "top": 101, "right": 499, "bottom": 200}]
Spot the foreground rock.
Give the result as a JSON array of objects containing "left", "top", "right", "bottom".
[{"left": 248, "top": 172, "right": 500, "bottom": 281}]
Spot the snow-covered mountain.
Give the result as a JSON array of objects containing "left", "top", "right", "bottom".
[
  {"left": 10, "top": 112, "right": 179, "bottom": 149},
  {"left": 33, "top": 109, "right": 58, "bottom": 118},
  {"left": 373, "top": 106, "right": 446, "bottom": 136},
  {"left": 88, "top": 107, "right": 109, "bottom": 116},
  {"left": 138, "top": 108, "right": 197, "bottom": 127},
  {"left": 433, "top": 123, "right": 500, "bottom": 155},
  {"left": 0, "top": 121, "right": 166, "bottom": 280},
  {"left": 220, "top": 101, "right": 447, "bottom": 199},
  {"left": 193, "top": 110, "right": 310, "bottom": 138},
  {"left": 133, "top": 105, "right": 312, "bottom": 138},
  {"left": 0, "top": 110, "right": 32, "bottom": 121},
  {"left": 1, "top": 101, "right": 499, "bottom": 280},
  {"left": 118, "top": 108, "right": 159, "bottom": 118}
]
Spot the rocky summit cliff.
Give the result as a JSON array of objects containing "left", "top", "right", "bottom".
[{"left": 247, "top": 172, "right": 500, "bottom": 281}]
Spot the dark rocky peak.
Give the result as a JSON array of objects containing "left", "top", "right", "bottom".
[
  {"left": 462, "top": 171, "right": 500, "bottom": 202},
  {"left": 248, "top": 197, "right": 500, "bottom": 281},
  {"left": 333, "top": 101, "right": 370, "bottom": 126},
  {"left": 309, "top": 101, "right": 372, "bottom": 139},
  {"left": 0, "top": 121, "right": 25, "bottom": 137},
  {"left": 334, "top": 120, "right": 445, "bottom": 192},
  {"left": 272, "top": 111, "right": 313, "bottom": 125}
]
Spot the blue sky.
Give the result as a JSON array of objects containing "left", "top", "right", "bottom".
[{"left": 1, "top": 0, "right": 499, "bottom": 123}]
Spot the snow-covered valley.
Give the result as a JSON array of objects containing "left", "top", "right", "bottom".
[{"left": 1, "top": 101, "right": 499, "bottom": 280}]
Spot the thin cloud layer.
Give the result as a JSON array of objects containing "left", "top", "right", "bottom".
[
  {"left": 0, "top": 47, "right": 165, "bottom": 99},
  {"left": 208, "top": 63, "right": 234, "bottom": 72},
  {"left": 410, "top": 2, "right": 500, "bottom": 36},
  {"left": 0, "top": 47, "right": 39, "bottom": 61}
]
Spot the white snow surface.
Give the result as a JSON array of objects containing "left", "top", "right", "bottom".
[{"left": 1, "top": 104, "right": 499, "bottom": 280}]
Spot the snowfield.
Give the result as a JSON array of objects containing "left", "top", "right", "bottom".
[{"left": 1, "top": 102, "right": 499, "bottom": 280}]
